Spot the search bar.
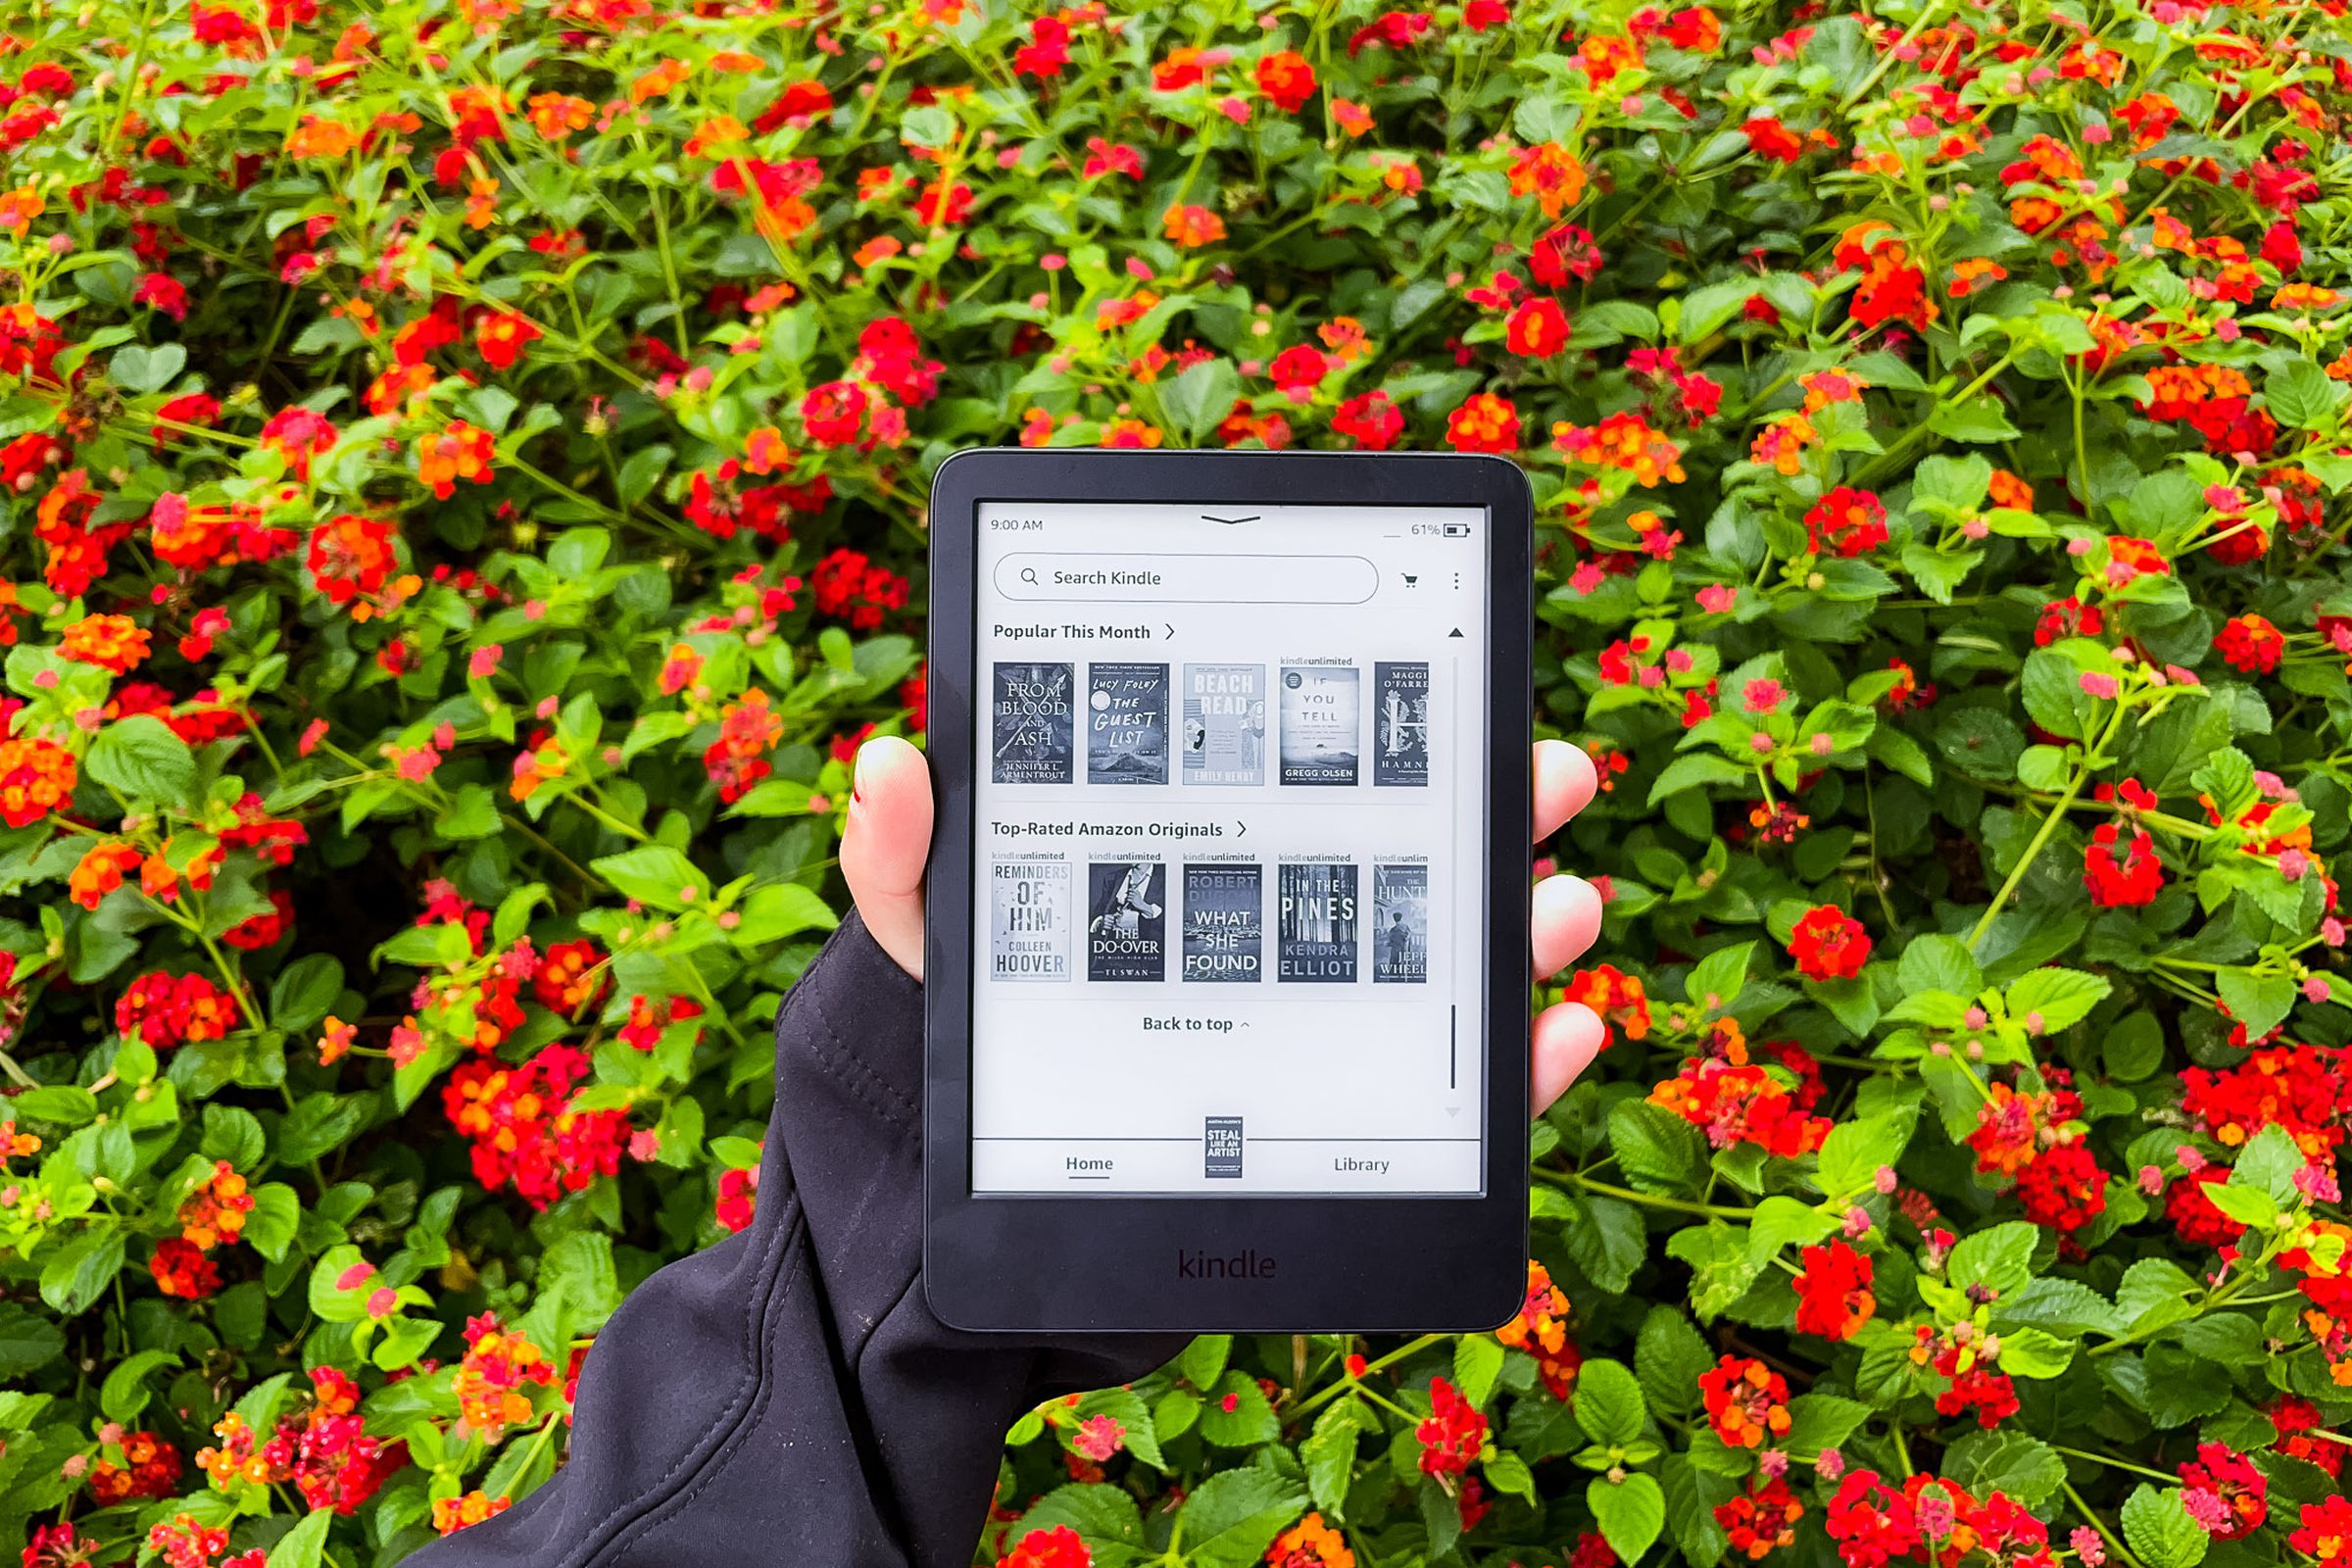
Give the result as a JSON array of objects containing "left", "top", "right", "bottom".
[{"left": 994, "top": 553, "right": 1379, "bottom": 605}]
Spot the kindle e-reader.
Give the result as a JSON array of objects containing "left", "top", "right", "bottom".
[{"left": 922, "top": 448, "right": 1533, "bottom": 1332}]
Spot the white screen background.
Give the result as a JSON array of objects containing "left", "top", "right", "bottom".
[{"left": 969, "top": 501, "right": 1490, "bottom": 1195}]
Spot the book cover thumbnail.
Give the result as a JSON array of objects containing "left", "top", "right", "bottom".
[
  {"left": 1182, "top": 864, "right": 1263, "bottom": 982},
  {"left": 1373, "top": 662, "right": 1431, "bottom": 787},
  {"left": 991, "top": 859, "right": 1072, "bottom": 982},
  {"left": 1279, "top": 665, "right": 1360, "bottom": 786},
  {"left": 1087, "top": 860, "right": 1167, "bottom": 981},
  {"left": 1277, "top": 862, "right": 1358, "bottom": 982},
  {"left": 991, "top": 662, "right": 1075, "bottom": 785},
  {"left": 1182, "top": 663, "right": 1267, "bottom": 787},
  {"left": 1373, "top": 863, "right": 1429, "bottom": 984},
  {"left": 1088, "top": 662, "right": 1170, "bottom": 784}
]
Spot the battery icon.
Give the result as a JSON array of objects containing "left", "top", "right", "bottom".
[{"left": 1442, "top": 523, "right": 1471, "bottom": 537}]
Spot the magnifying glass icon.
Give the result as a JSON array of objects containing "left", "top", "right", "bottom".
[{"left": 1020, "top": 567, "right": 1040, "bottom": 585}]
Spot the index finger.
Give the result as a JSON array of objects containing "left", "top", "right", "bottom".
[{"left": 1534, "top": 738, "right": 1598, "bottom": 844}]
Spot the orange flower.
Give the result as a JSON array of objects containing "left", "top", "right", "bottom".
[
  {"left": 285, "top": 116, "right": 361, "bottom": 159},
  {"left": 60, "top": 612, "right": 152, "bottom": 673},
  {"left": 434, "top": 1493, "right": 513, "bottom": 1536},
  {"left": 526, "top": 92, "right": 593, "bottom": 139},
  {"left": 417, "top": 421, "right": 496, "bottom": 500},
  {"left": 1699, "top": 1356, "right": 1792, "bottom": 1448},
  {"left": 1446, "top": 391, "right": 1521, "bottom": 454},
  {"left": 1162, "top": 203, "right": 1226, "bottom": 248},
  {"left": 1507, "top": 142, "right": 1588, "bottom": 218},
  {"left": 71, "top": 841, "right": 144, "bottom": 909},
  {"left": 632, "top": 59, "right": 692, "bottom": 103},
  {"left": 0, "top": 734, "right": 75, "bottom": 827},
  {"left": 1563, "top": 962, "right": 1650, "bottom": 1042},
  {"left": 318, "top": 1016, "right": 357, "bottom": 1066},
  {"left": 0, "top": 184, "right": 41, "bottom": 235},
  {"left": 1266, "top": 1513, "right": 1354, "bottom": 1568},
  {"left": 1255, "top": 49, "right": 1316, "bottom": 113},
  {"left": 177, "top": 1160, "right": 254, "bottom": 1250}
]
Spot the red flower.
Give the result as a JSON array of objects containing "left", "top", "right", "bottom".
[
  {"left": 1742, "top": 117, "right": 1805, "bottom": 162},
  {"left": 473, "top": 309, "right": 541, "bottom": 370},
  {"left": 1699, "top": 1356, "right": 1791, "bottom": 1448},
  {"left": 1012, "top": 15, "right": 1071, "bottom": 77},
  {"left": 133, "top": 270, "right": 189, "bottom": 319},
  {"left": 802, "top": 380, "right": 869, "bottom": 447},
  {"left": 0, "top": 733, "right": 77, "bottom": 828},
  {"left": 1788, "top": 905, "right": 1870, "bottom": 981},
  {"left": 1802, "top": 487, "right": 1889, "bottom": 557},
  {"left": 2287, "top": 1496, "right": 2352, "bottom": 1566},
  {"left": 1793, "top": 1241, "right": 1875, "bottom": 1341},
  {"left": 2013, "top": 1143, "right": 2108, "bottom": 1235},
  {"left": 2178, "top": 1444, "right": 2267, "bottom": 1539},
  {"left": 1333, "top": 390, "right": 1404, "bottom": 450},
  {"left": 1716, "top": 1477, "right": 1804, "bottom": 1560},
  {"left": 1446, "top": 391, "right": 1520, "bottom": 453},
  {"left": 2215, "top": 612, "right": 2285, "bottom": 674},
  {"left": 716, "top": 1161, "right": 760, "bottom": 1233},
  {"left": 1504, "top": 297, "right": 1572, "bottom": 357},
  {"left": 1414, "top": 1376, "right": 1487, "bottom": 1474},
  {"left": 117, "top": 970, "right": 239, "bottom": 1048},
  {"left": 1563, "top": 963, "right": 1650, "bottom": 1043},
  {"left": 1269, "top": 344, "right": 1330, "bottom": 401},
  {"left": 1256, "top": 49, "right": 1317, "bottom": 112},
  {"left": 1003, "top": 1526, "right": 1092, "bottom": 1568},
  {"left": 811, "top": 547, "right": 909, "bottom": 630},
  {"left": 149, "top": 1237, "right": 220, "bottom": 1299},
  {"left": 443, "top": 1044, "right": 630, "bottom": 1209},
  {"left": 2082, "top": 822, "right": 2163, "bottom": 906}
]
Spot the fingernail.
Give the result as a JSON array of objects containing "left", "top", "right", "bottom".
[{"left": 851, "top": 744, "right": 868, "bottom": 806}]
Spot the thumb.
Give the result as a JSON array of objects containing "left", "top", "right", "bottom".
[{"left": 840, "top": 736, "right": 932, "bottom": 980}]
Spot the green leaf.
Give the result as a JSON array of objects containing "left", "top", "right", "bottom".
[
  {"left": 1175, "top": 1468, "right": 1309, "bottom": 1568},
  {"left": 1608, "top": 1100, "right": 1707, "bottom": 1197},
  {"left": 1946, "top": 1222, "right": 2039, "bottom": 1300},
  {"left": 38, "top": 1231, "right": 124, "bottom": 1316},
  {"left": 99, "top": 1348, "right": 175, "bottom": 1424},
  {"left": 1929, "top": 395, "right": 2023, "bottom": 443},
  {"left": 111, "top": 341, "right": 186, "bottom": 393},
  {"left": 1588, "top": 1471, "right": 1666, "bottom": 1562},
  {"left": 2216, "top": 970, "right": 2296, "bottom": 1042},
  {"left": 269, "top": 954, "right": 344, "bottom": 1033},
  {"left": 1942, "top": 1430, "right": 2067, "bottom": 1507},
  {"left": 266, "top": 1508, "right": 333, "bottom": 1568},
  {"left": 1574, "top": 1357, "right": 1646, "bottom": 1446},
  {"left": 85, "top": 714, "right": 197, "bottom": 807},
  {"left": 2265, "top": 357, "right": 2343, "bottom": 430},
  {"left": 2121, "top": 1485, "right": 2210, "bottom": 1568},
  {"left": 590, "top": 846, "right": 711, "bottom": 911},
  {"left": 2004, "top": 967, "right": 2111, "bottom": 1034},
  {"left": 1301, "top": 1402, "right": 1365, "bottom": 1521},
  {"left": 1660, "top": 1454, "right": 1731, "bottom": 1568},
  {"left": 1817, "top": 1107, "right": 1917, "bottom": 1200},
  {"left": 0, "top": 1302, "right": 67, "bottom": 1379},
  {"left": 1783, "top": 1394, "right": 1870, "bottom": 1456},
  {"left": 1157, "top": 358, "right": 1244, "bottom": 446},
  {"left": 1179, "top": 1335, "right": 1232, "bottom": 1389},
  {"left": 1895, "top": 936, "right": 1982, "bottom": 1000},
  {"left": 1685, "top": 942, "right": 1754, "bottom": 1010},
  {"left": 1197, "top": 1371, "right": 1278, "bottom": 1447},
  {"left": 1453, "top": 1333, "right": 1505, "bottom": 1407},
  {"left": 1012, "top": 1485, "right": 1145, "bottom": 1560},
  {"left": 1635, "top": 1307, "right": 1712, "bottom": 1417}
]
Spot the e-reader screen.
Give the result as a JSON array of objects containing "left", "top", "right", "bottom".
[{"left": 969, "top": 502, "right": 1490, "bottom": 1197}]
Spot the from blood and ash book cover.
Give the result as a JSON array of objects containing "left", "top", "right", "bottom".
[{"left": 991, "top": 662, "right": 1075, "bottom": 784}]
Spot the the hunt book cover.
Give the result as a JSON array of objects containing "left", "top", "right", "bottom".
[
  {"left": 1088, "top": 662, "right": 1170, "bottom": 784},
  {"left": 990, "top": 662, "right": 1075, "bottom": 784},
  {"left": 1182, "top": 662, "right": 1266, "bottom": 787},
  {"left": 1373, "top": 662, "right": 1431, "bottom": 787},
  {"left": 1182, "top": 863, "right": 1263, "bottom": 982},
  {"left": 1277, "top": 861, "right": 1359, "bottom": 982},
  {"left": 1373, "top": 863, "right": 1429, "bottom": 984},
  {"left": 1279, "top": 664, "right": 1360, "bottom": 785},
  {"left": 1087, "top": 860, "right": 1167, "bottom": 981},
  {"left": 990, "top": 859, "right": 1071, "bottom": 982}
]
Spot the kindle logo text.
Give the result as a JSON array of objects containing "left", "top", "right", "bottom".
[{"left": 1176, "top": 1248, "right": 1278, "bottom": 1280}]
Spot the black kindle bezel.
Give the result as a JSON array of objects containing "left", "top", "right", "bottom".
[{"left": 922, "top": 447, "right": 1533, "bottom": 1333}]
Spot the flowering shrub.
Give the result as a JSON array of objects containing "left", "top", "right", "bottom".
[{"left": 3, "top": 0, "right": 2352, "bottom": 1564}]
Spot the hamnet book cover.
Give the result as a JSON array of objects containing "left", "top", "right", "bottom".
[
  {"left": 1086, "top": 860, "right": 1166, "bottom": 981},
  {"left": 1277, "top": 861, "right": 1359, "bottom": 982},
  {"left": 1373, "top": 662, "right": 1431, "bottom": 787},
  {"left": 1372, "top": 863, "right": 1429, "bottom": 984},
  {"left": 1087, "top": 662, "right": 1170, "bottom": 784},
  {"left": 1182, "top": 663, "right": 1267, "bottom": 787},
  {"left": 991, "top": 662, "right": 1075, "bottom": 785},
  {"left": 1182, "top": 863, "right": 1263, "bottom": 982},
  {"left": 991, "top": 859, "right": 1072, "bottom": 982},
  {"left": 1278, "top": 664, "right": 1360, "bottom": 786}
]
